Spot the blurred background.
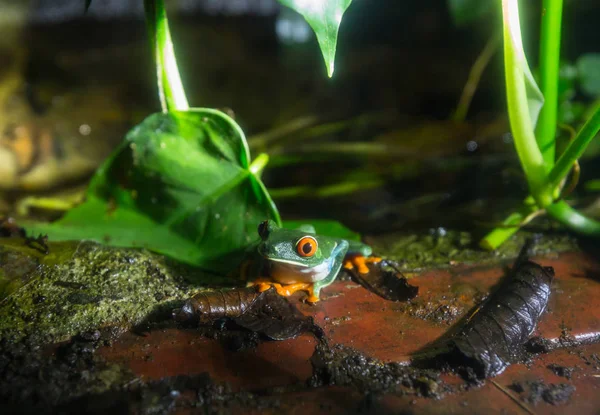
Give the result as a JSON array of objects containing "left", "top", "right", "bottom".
[{"left": 1, "top": 0, "right": 599, "bottom": 234}]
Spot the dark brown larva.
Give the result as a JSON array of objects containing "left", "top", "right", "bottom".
[
  {"left": 448, "top": 251, "right": 554, "bottom": 378},
  {"left": 173, "top": 287, "right": 261, "bottom": 324}
]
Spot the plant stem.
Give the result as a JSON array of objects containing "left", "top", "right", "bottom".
[
  {"left": 547, "top": 105, "right": 600, "bottom": 191},
  {"left": 502, "top": 0, "right": 551, "bottom": 207},
  {"left": 269, "top": 179, "right": 383, "bottom": 200},
  {"left": 479, "top": 205, "right": 536, "bottom": 250},
  {"left": 545, "top": 200, "right": 600, "bottom": 235},
  {"left": 483, "top": 2, "right": 600, "bottom": 249},
  {"left": 535, "top": 0, "right": 563, "bottom": 166},
  {"left": 144, "top": 0, "right": 189, "bottom": 112},
  {"left": 248, "top": 116, "right": 318, "bottom": 150},
  {"left": 249, "top": 153, "right": 270, "bottom": 176},
  {"left": 453, "top": 34, "right": 500, "bottom": 123}
]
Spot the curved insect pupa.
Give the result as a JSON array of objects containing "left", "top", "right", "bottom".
[
  {"left": 450, "top": 257, "right": 554, "bottom": 378},
  {"left": 173, "top": 287, "right": 261, "bottom": 325}
]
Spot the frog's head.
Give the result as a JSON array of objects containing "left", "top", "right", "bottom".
[{"left": 256, "top": 220, "right": 339, "bottom": 268}]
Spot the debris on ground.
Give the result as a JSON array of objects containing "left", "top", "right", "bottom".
[
  {"left": 0, "top": 333, "right": 133, "bottom": 413},
  {"left": 0, "top": 333, "right": 288, "bottom": 414},
  {"left": 510, "top": 379, "right": 575, "bottom": 406},
  {"left": 309, "top": 342, "right": 448, "bottom": 398},
  {"left": 547, "top": 363, "right": 574, "bottom": 379}
]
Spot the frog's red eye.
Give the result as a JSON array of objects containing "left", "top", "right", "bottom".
[{"left": 296, "top": 236, "right": 318, "bottom": 257}]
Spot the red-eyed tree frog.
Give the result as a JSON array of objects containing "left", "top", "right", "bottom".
[{"left": 247, "top": 220, "right": 380, "bottom": 302}]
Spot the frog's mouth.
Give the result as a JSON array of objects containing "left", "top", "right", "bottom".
[{"left": 268, "top": 258, "right": 333, "bottom": 284}]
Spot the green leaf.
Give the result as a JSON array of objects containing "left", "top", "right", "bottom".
[
  {"left": 577, "top": 53, "right": 600, "bottom": 97},
  {"left": 277, "top": 0, "right": 352, "bottom": 77},
  {"left": 523, "top": 63, "right": 545, "bottom": 129},
  {"left": 448, "top": 0, "right": 495, "bottom": 26},
  {"left": 283, "top": 219, "right": 360, "bottom": 241},
  {"left": 25, "top": 109, "right": 281, "bottom": 275}
]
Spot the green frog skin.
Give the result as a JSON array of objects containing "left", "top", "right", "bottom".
[{"left": 250, "top": 220, "right": 379, "bottom": 302}]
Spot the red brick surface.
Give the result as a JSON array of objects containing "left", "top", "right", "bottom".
[{"left": 99, "top": 251, "right": 600, "bottom": 413}]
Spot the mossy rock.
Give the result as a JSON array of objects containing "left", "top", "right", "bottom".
[
  {"left": 368, "top": 229, "right": 578, "bottom": 272},
  {"left": 0, "top": 238, "right": 229, "bottom": 345}
]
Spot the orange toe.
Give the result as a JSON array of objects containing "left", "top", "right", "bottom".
[
  {"left": 305, "top": 293, "right": 320, "bottom": 303},
  {"left": 344, "top": 255, "right": 381, "bottom": 274},
  {"left": 273, "top": 282, "right": 312, "bottom": 297},
  {"left": 248, "top": 280, "right": 318, "bottom": 301}
]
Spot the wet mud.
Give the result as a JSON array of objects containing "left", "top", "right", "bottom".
[{"left": 509, "top": 380, "right": 576, "bottom": 406}]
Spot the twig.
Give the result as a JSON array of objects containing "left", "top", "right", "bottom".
[
  {"left": 248, "top": 115, "right": 318, "bottom": 149},
  {"left": 453, "top": 34, "right": 500, "bottom": 122},
  {"left": 556, "top": 124, "right": 581, "bottom": 199},
  {"left": 491, "top": 379, "right": 537, "bottom": 415}
]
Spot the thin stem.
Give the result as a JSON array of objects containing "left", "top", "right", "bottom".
[
  {"left": 558, "top": 160, "right": 580, "bottom": 199},
  {"left": 249, "top": 110, "right": 398, "bottom": 152},
  {"left": 249, "top": 153, "right": 270, "bottom": 176},
  {"left": 502, "top": 0, "right": 551, "bottom": 206},
  {"left": 144, "top": 0, "right": 189, "bottom": 112},
  {"left": 545, "top": 201, "right": 600, "bottom": 236},
  {"left": 248, "top": 116, "right": 318, "bottom": 150},
  {"left": 548, "top": 105, "right": 600, "bottom": 191},
  {"left": 275, "top": 142, "right": 393, "bottom": 157},
  {"left": 482, "top": 192, "right": 600, "bottom": 249},
  {"left": 269, "top": 179, "right": 383, "bottom": 200},
  {"left": 535, "top": 0, "right": 563, "bottom": 166},
  {"left": 453, "top": 34, "right": 500, "bottom": 122},
  {"left": 480, "top": 207, "right": 535, "bottom": 250}
]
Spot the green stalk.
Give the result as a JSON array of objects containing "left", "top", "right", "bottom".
[
  {"left": 269, "top": 179, "right": 383, "bottom": 200},
  {"left": 482, "top": 2, "right": 600, "bottom": 249},
  {"left": 545, "top": 201, "right": 600, "bottom": 235},
  {"left": 535, "top": 0, "right": 563, "bottom": 166},
  {"left": 249, "top": 153, "right": 270, "bottom": 176},
  {"left": 502, "top": 0, "right": 552, "bottom": 207},
  {"left": 480, "top": 198, "right": 539, "bottom": 250},
  {"left": 452, "top": 34, "right": 500, "bottom": 123},
  {"left": 479, "top": 211, "right": 525, "bottom": 250},
  {"left": 144, "top": 0, "right": 189, "bottom": 112},
  {"left": 547, "top": 105, "right": 600, "bottom": 191}
]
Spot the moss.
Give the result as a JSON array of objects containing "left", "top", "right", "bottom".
[
  {"left": 0, "top": 239, "right": 232, "bottom": 345},
  {"left": 367, "top": 229, "right": 578, "bottom": 272}
]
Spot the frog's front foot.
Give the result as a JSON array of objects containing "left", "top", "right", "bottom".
[
  {"left": 248, "top": 279, "right": 320, "bottom": 303},
  {"left": 343, "top": 255, "right": 382, "bottom": 274}
]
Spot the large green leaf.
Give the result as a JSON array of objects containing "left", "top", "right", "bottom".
[
  {"left": 26, "top": 109, "right": 281, "bottom": 275},
  {"left": 277, "top": 0, "right": 352, "bottom": 77},
  {"left": 283, "top": 219, "right": 360, "bottom": 241}
]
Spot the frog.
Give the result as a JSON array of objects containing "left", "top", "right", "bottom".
[{"left": 247, "top": 220, "right": 380, "bottom": 302}]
